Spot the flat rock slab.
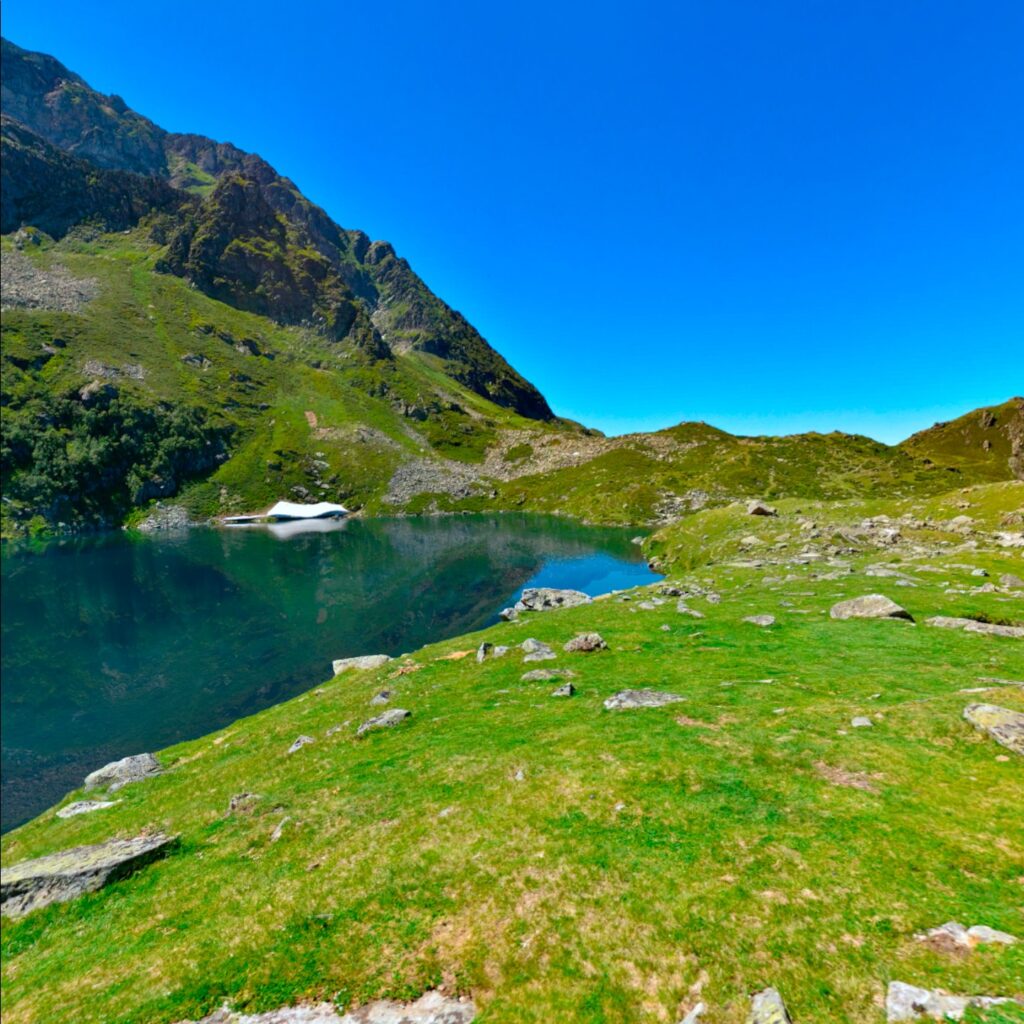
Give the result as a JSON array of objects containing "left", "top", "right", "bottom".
[
  {"left": 1, "top": 832, "right": 176, "bottom": 917},
  {"left": 178, "top": 990, "right": 475, "bottom": 1023},
  {"left": 927, "top": 616, "right": 1024, "bottom": 638},
  {"left": 56, "top": 800, "right": 118, "bottom": 819},
  {"left": 564, "top": 632, "right": 608, "bottom": 653},
  {"left": 333, "top": 654, "right": 392, "bottom": 675},
  {"left": 886, "top": 980, "right": 1021, "bottom": 1021},
  {"left": 84, "top": 752, "right": 161, "bottom": 792},
  {"left": 830, "top": 594, "right": 914, "bottom": 622},
  {"left": 604, "top": 689, "right": 685, "bottom": 710},
  {"left": 357, "top": 708, "right": 411, "bottom": 736},
  {"left": 514, "top": 587, "right": 592, "bottom": 613},
  {"left": 963, "top": 703, "right": 1024, "bottom": 755},
  {"left": 748, "top": 987, "right": 792, "bottom": 1023},
  {"left": 521, "top": 669, "right": 575, "bottom": 682}
]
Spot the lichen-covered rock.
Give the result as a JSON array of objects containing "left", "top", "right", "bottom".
[
  {"left": 963, "top": 703, "right": 1024, "bottom": 755},
  {"left": 747, "top": 987, "right": 792, "bottom": 1023},
  {"left": 564, "top": 632, "right": 608, "bottom": 653},
  {"left": 829, "top": 594, "right": 913, "bottom": 622},
  {"left": 175, "top": 989, "right": 475, "bottom": 1022},
  {"left": 83, "top": 752, "right": 161, "bottom": 792},
  {"left": 885, "top": 980, "right": 1020, "bottom": 1021},
  {"left": 604, "top": 689, "right": 685, "bottom": 710},
  {"left": 332, "top": 654, "right": 392, "bottom": 675},
  {"left": 356, "top": 708, "right": 411, "bottom": 736},
  {"left": 1, "top": 833, "right": 176, "bottom": 917}
]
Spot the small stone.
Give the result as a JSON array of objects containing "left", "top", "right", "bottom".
[
  {"left": 269, "top": 817, "right": 290, "bottom": 843},
  {"left": 520, "top": 638, "right": 557, "bottom": 662},
  {"left": 999, "top": 572, "right": 1024, "bottom": 588},
  {"left": 369, "top": 690, "right": 393, "bottom": 706},
  {"left": 829, "top": 594, "right": 914, "bottom": 621},
  {"left": 357, "top": 708, "right": 411, "bottom": 736},
  {"left": 660, "top": 624, "right": 671, "bottom": 631},
  {"left": 551, "top": 683, "right": 576, "bottom": 697},
  {"left": 55, "top": 800, "right": 117, "bottom": 820},
  {"left": 748, "top": 986, "right": 792, "bottom": 1023},
  {"left": 83, "top": 753, "right": 161, "bottom": 793},
  {"left": 564, "top": 632, "right": 607, "bottom": 653},
  {"left": 747, "top": 500, "right": 779, "bottom": 517},
  {"left": 288, "top": 735, "right": 314, "bottom": 753},
  {"left": 476, "top": 642, "right": 493, "bottom": 663},
  {"left": 521, "top": 668, "right": 575, "bottom": 682},
  {"left": 604, "top": 689, "right": 685, "bottom": 710},
  {"left": 331, "top": 654, "right": 392, "bottom": 675},
  {"left": 680, "top": 1003, "right": 706, "bottom": 1024},
  {"left": 677, "top": 601, "right": 705, "bottom": 618},
  {"left": 744, "top": 614, "right": 776, "bottom": 627},
  {"left": 851, "top": 717, "right": 873, "bottom": 728}
]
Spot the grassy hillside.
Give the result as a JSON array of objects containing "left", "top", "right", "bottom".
[{"left": 3, "top": 483, "right": 1022, "bottom": 1023}]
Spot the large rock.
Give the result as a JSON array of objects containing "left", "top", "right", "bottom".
[
  {"left": 564, "top": 632, "right": 608, "bottom": 653},
  {"left": 744, "top": 614, "right": 776, "bottom": 627},
  {"left": 927, "top": 616, "right": 1024, "bottom": 638},
  {"left": 963, "top": 703, "right": 1024, "bottom": 755},
  {"left": 1, "top": 833, "right": 176, "bottom": 917},
  {"left": 747, "top": 500, "right": 778, "bottom": 517},
  {"left": 748, "top": 987, "right": 792, "bottom": 1023},
  {"left": 512, "top": 588, "right": 593, "bottom": 614},
  {"left": 176, "top": 990, "right": 475, "bottom": 1023},
  {"left": 604, "top": 689, "right": 685, "bottom": 710},
  {"left": 885, "top": 980, "right": 1020, "bottom": 1021},
  {"left": 332, "top": 654, "right": 392, "bottom": 675},
  {"left": 829, "top": 595, "right": 913, "bottom": 622},
  {"left": 520, "top": 638, "right": 556, "bottom": 662},
  {"left": 357, "top": 708, "right": 411, "bottom": 736},
  {"left": 84, "top": 752, "right": 161, "bottom": 792}
]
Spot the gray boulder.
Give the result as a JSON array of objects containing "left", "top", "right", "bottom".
[
  {"left": 744, "top": 614, "right": 776, "bottom": 627},
  {"left": 564, "top": 632, "right": 608, "bottom": 653},
  {"left": 357, "top": 708, "right": 411, "bottom": 736},
  {"left": 514, "top": 587, "right": 593, "bottom": 613},
  {"left": 288, "top": 735, "right": 314, "bottom": 753},
  {"left": 1, "top": 833, "right": 176, "bottom": 917},
  {"left": 917, "top": 921, "right": 1017, "bottom": 950},
  {"left": 604, "top": 689, "right": 685, "bottom": 710},
  {"left": 748, "top": 987, "right": 792, "bottom": 1023},
  {"left": 369, "top": 690, "right": 393, "bottom": 706},
  {"left": 521, "top": 668, "right": 575, "bottom": 682},
  {"left": 677, "top": 601, "right": 705, "bottom": 618},
  {"left": 1000, "top": 572, "right": 1024, "bottom": 588},
  {"left": 332, "top": 654, "right": 392, "bottom": 675},
  {"left": 963, "top": 703, "right": 1024, "bottom": 755},
  {"left": 886, "top": 980, "right": 1020, "bottom": 1021},
  {"left": 520, "top": 638, "right": 557, "bottom": 662},
  {"left": 927, "top": 616, "right": 1024, "bottom": 638},
  {"left": 829, "top": 594, "right": 913, "bottom": 621},
  {"left": 747, "top": 500, "right": 779, "bottom": 517},
  {"left": 56, "top": 800, "right": 118, "bottom": 820},
  {"left": 84, "top": 752, "right": 161, "bottom": 792},
  {"left": 551, "top": 683, "right": 576, "bottom": 697}
]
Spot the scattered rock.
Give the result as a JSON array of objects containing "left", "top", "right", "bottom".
[
  {"left": 226, "top": 793, "right": 259, "bottom": 816},
  {"left": 679, "top": 1002, "right": 706, "bottom": 1024},
  {"left": 511, "top": 587, "right": 593, "bottom": 613},
  {"left": 476, "top": 642, "right": 493, "bottom": 663},
  {"left": 677, "top": 601, "right": 705, "bottom": 618},
  {"left": 851, "top": 717, "right": 873, "bottom": 728},
  {"left": 747, "top": 500, "right": 779, "bottom": 517},
  {"left": 521, "top": 668, "right": 575, "bottom": 682},
  {"left": 917, "top": 921, "right": 1018, "bottom": 952},
  {"left": 962, "top": 703, "right": 1024, "bottom": 755},
  {"left": 84, "top": 752, "right": 161, "bottom": 792},
  {"left": 1, "top": 833, "right": 176, "bottom": 917},
  {"left": 55, "top": 800, "right": 118, "bottom": 820},
  {"left": 885, "top": 980, "right": 1020, "bottom": 1021},
  {"left": 332, "top": 654, "right": 392, "bottom": 675},
  {"left": 829, "top": 595, "right": 914, "bottom": 622},
  {"left": 269, "top": 817, "right": 290, "bottom": 843},
  {"left": 369, "top": 691, "right": 393, "bottom": 706},
  {"left": 748, "top": 987, "right": 792, "bottom": 1023},
  {"left": 357, "top": 708, "right": 411, "bottom": 736},
  {"left": 551, "top": 683, "right": 576, "bottom": 697},
  {"left": 288, "top": 735, "right": 315, "bottom": 753},
  {"left": 176, "top": 991, "right": 477, "bottom": 1023},
  {"left": 564, "top": 632, "right": 608, "bottom": 653},
  {"left": 520, "top": 638, "right": 557, "bottom": 662},
  {"left": 927, "top": 616, "right": 1024, "bottom": 638},
  {"left": 604, "top": 689, "right": 685, "bottom": 710},
  {"left": 744, "top": 614, "right": 776, "bottom": 627},
  {"left": 1000, "top": 572, "right": 1024, "bottom": 588}
]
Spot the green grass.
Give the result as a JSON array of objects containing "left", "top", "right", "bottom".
[{"left": 2, "top": 485, "right": 1022, "bottom": 1023}]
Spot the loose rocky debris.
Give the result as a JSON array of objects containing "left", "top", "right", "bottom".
[
  {"left": 84, "top": 752, "right": 161, "bottom": 792},
  {"left": 500, "top": 587, "right": 592, "bottom": 622},
  {"left": 747, "top": 986, "right": 792, "bottom": 1023},
  {"left": 55, "top": 800, "right": 118, "bottom": 819},
  {"left": 604, "top": 689, "right": 685, "bottom": 710},
  {"left": 0, "top": 248, "right": 100, "bottom": 312},
  {"left": 743, "top": 614, "right": 775, "bottom": 627},
  {"left": 357, "top": 708, "right": 411, "bottom": 736},
  {"left": 520, "top": 668, "right": 575, "bottom": 682},
  {"left": 564, "top": 632, "right": 608, "bottom": 653},
  {"left": 288, "top": 735, "right": 315, "bottom": 754},
  {"left": 829, "top": 594, "right": 914, "bottom": 622},
  {"left": 176, "top": 990, "right": 475, "bottom": 1022},
  {"left": 1, "top": 833, "right": 176, "bottom": 917},
  {"left": 551, "top": 683, "right": 575, "bottom": 697},
  {"left": 962, "top": 703, "right": 1024, "bottom": 755},
  {"left": 520, "top": 638, "right": 556, "bottom": 662},
  {"left": 885, "top": 980, "right": 1021, "bottom": 1021},
  {"left": 916, "top": 921, "right": 1017, "bottom": 953},
  {"left": 332, "top": 654, "right": 392, "bottom": 675}
]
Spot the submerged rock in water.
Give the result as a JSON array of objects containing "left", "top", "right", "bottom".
[
  {"left": 176, "top": 990, "right": 475, "bottom": 1023},
  {"left": 84, "top": 752, "right": 161, "bottom": 792},
  {"left": 829, "top": 594, "right": 913, "bottom": 622},
  {"left": 357, "top": 708, "right": 411, "bottom": 736},
  {"left": 748, "top": 987, "right": 792, "bottom": 1023},
  {"left": 885, "top": 980, "right": 1021, "bottom": 1021},
  {"left": 604, "top": 689, "right": 685, "bottom": 710},
  {"left": 332, "top": 654, "right": 392, "bottom": 676},
  {"left": 963, "top": 703, "right": 1024, "bottom": 755},
  {"left": 1, "top": 833, "right": 176, "bottom": 917}
]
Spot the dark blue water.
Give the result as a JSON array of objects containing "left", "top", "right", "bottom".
[{"left": 0, "top": 514, "right": 657, "bottom": 830}]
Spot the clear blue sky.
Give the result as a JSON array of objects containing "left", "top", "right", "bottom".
[{"left": 5, "top": 1, "right": 1022, "bottom": 441}]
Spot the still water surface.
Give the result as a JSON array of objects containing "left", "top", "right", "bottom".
[{"left": 1, "top": 514, "right": 657, "bottom": 830}]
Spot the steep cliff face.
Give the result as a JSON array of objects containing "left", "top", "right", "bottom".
[{"left": 0, "top": 37, "right": 554, "bottom": 420}]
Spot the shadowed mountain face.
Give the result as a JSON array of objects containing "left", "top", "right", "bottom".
[{"left": 0, "top": 38, "right": 553, "bottom": 420}]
